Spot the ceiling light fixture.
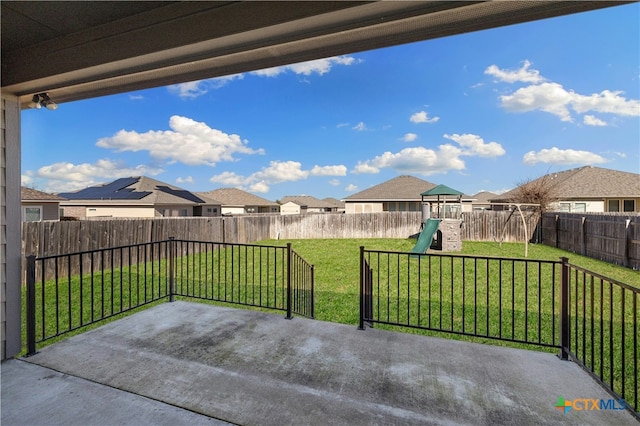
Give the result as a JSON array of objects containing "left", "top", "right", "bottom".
[{"left": 28, "top": 93, "right": 57, "bottom": 110}]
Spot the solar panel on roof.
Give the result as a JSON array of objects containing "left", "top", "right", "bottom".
[
  {"left": 59, "top": 177, "right": 151, "bottom": 200},
  {"left": 109, "top": 177, "right": 140, "bottom": 190},
  {"left": 156, "top": 186, "right": 205, "bottom": 203}
]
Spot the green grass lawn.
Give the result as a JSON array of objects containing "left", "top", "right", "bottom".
[{"left": 258, "top": 238, "right": 639, "bottom": 326}]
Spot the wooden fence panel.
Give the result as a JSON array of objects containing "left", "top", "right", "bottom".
[
  {"left": 461, "top": 210, "right": 540, "bottom": 243},
  {"left": 541, "top": 212, "right": 640, "bottom": 269}
]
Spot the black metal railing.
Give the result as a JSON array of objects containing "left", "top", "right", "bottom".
[
  {"left": 359, "top": 247, "right": 639, "bottom": 418},
  {"left": 564, "top": 261, "right": 638, "bottom": 417},
  {"left": 359, "top": 248, "right": 561, "bottom": 347},
  {"left": 26, "top": 239, "right": 314, "bottom": 355}
]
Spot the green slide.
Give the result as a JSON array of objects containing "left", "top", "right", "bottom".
[{"left": 410, "top": 218, "right": 441, "bottom": 254}]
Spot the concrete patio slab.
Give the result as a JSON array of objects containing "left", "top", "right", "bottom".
[
  {"left": 1, "top": 357, "right": 230, "bottom": 425},
  {"left": 2, "top": 301, "right": 636, "bottom": 425}
]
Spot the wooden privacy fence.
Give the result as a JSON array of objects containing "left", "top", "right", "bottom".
[
  {"left": 22, "top": 211, "right": 538, "bottom": 281},
  {"left": 541, "top": 212, "right": 640, "bottom": 269},
  {"left": 22, "top": 211, "right": 538, "bottom": 256}
]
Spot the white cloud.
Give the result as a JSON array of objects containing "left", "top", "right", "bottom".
[
  {"left": 484, "top": 60, "right": 545, "bottom": 83},
  {"left": 209, "top": 171, "right": 246, "bottom": 186},
  {"left": 25, "top": 159, "right": 163, "bottom": 193},
  {"left": 500, "top": 83, "right": 640, "bottom": 122},
  {"left": 210, "top": 160, "right": 346, "bottom": 193},
  {"left": 167, "top": 74, "right": 244, "bottom": 99},
  {"left": 354, "top": 133, "right": 505, "bottom": 176},
  {"left": 353, "top": 122, "right": 368, "bottom": 131},
  {"left": 252, "top": 161, "right": 309, "bottom": 183},
  {"left": 176, "top": 176, "right": 194, "bottom": 184},
  {"left": 21, "top": 175, "right": 33, "bottom": 186},
  {"left": 410, "top": 111, "right": 440, "bottom": 124},
  {"left": 168, "top": 56, "right": 357, "bottom": 98},
  {"left": 329, "top": 179, "right": 340, "bottom": 186},
  {"left": 345, "top": 184, "right": 358, "bottom": 192},
  {"left": 248, "top": 181, "right": 270, "bottom": 193},
  {"left": 443, "top": 133, "right": 506, "bottom": 157},
  {"left": 251, "top": 56, "right": 357, "bottom": 77},
  {"left": 97, "top": 115, "right": 264, "bottom": 167},
  {"left": 583, "top": 115, "right": 607, "bottom": 126},
  {"left": 523, "top": 147, "right": 608, "bottom": 165},
  {"left": 310, "top": 165, "right": 347, "bottom": 176},
  {"left": 500, "top": 82, "right": 574, "bottom": 121},
  {"left": 490, "top": 61, "right": 640, "bottom": 122},
  {"left": 355, "top": 146, "right": 466, "bottom": 176},
  {"left": 571, "top": 90, "right": 640, "bottom": 116},
  {"left": 353, "top": 162, "right": 381, "bottom": 174},
  {"left": 402, "top": 133, "right": 418, "bottom": 142}
]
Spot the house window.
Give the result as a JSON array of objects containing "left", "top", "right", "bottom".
[
  {"left": 573, "top": 203, "right": 586, "bottom": 213},
  {"left": 608, "top": 200, "right": 620, "bottom": 212},
  {"left": 623, "top": 200, "right": 635, "bottom": 212},
  {"left": 559, "top": 203, "right": 571, "bottom": 212},
  {"left": 180, "top": 209, "right": 188, "bottom": 217},
  {"left": 23, "top": 206, "right": 42, "bottom": 222}
]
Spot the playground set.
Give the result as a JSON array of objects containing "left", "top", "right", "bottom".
[{"left": 410, "top": 184, "right": 463, "bottom": 254}]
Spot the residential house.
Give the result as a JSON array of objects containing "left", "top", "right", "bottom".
[
  {"left": 322, "top": 197, "right": 346, "bottom": 213},
  {"left": 470, "top": 191, "right": 499, "bottom": 211},
  {"left": 490, "top": 166, "right": 640, "bottom": 213},
  {"left": 197, "top": 188, "right": 280, "bottom": 215},
  {"left": 342, "top": 175, "right": 474, "bottom": 214},
  {"left": 21, "top": 187, "right": 66, "bottom": 222},
  {"left": 58, "top": 176, "right": 222, "bottom": 219},
  {"left": 279, "top": 195, "right": 335, "bottom": 215}
]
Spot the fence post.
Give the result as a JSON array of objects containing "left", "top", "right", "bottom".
[
  {"left": 169, "top": 237, "right": 175, "bottom": 302},
  {"left": 286, "top": 243, "right": 292, "bottom": 319},
  {"left": 359, "top": 246, "right": 365, "bottom": 330},
  {"left": 624, "top": 218, "right": 631, "bottom": 268},
  {"left": 559, "top": 256, "right": 570, "bottom": 360},
  {"left": 26, "top": 255, "right": 37, "bottom": 356}
]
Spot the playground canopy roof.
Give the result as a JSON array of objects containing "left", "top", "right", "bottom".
[{"left": 420, "top": 184, "right": 464, "bottom": 197}]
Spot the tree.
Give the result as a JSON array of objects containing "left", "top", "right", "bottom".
[{"left": 510, "top": 174, "right": 559, "bottom": 213}]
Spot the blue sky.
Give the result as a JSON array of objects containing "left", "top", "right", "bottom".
[{"left": 22, "top": 3, "right": 639, "bottom": 201}]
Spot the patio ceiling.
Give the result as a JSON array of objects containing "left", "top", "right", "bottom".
[{"left": 1, "top": 1, "right": 627, "bottom": 108}]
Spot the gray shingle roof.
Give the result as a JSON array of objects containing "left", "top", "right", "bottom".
[
  {"left": 21, "top": 187, "right": 66, "bottom": 201},
  {"left": 279, "top": 195, "right": 330, "bottom": 208},
  {"left": 471, "top": 191, "right": 499, "bottom": 203},
  {"left": 492, "top": 166, "right": 640, "bottom": 201},
  {"left": 322, "top": 197, "right": 345, "bottom": 208},
  {"left": 344, "top": 175, "right": 438, "bottom": 201},
  {"left": 197, "top": 188, "right": 278, "bottom": 207}
]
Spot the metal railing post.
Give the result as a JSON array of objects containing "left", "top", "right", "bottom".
[
  {"left": 310, "top": 264, "right": 315, "bottom": 319},
  {"left": 169, "top": 237, "right": 175, "bottom": 302},
  {"left": 286, "top": 243, "right": 292, "bottom": 319},
  {"left": 560, "top": 256, "right": 570, "bottom": 360},
  {"left": 26, "top": 255, "right": 37, "bottom": 356},
  {"left": 359, "top": 246, "right": 365, "bottom": 330}
]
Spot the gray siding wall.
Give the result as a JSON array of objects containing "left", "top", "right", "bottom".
[{"left": 2, "top": 95, "right": 21, "bottom": 360}]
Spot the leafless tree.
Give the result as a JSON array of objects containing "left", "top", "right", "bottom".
[{"left": 511, "top": 173, "right": 559, "bottom": 213}]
